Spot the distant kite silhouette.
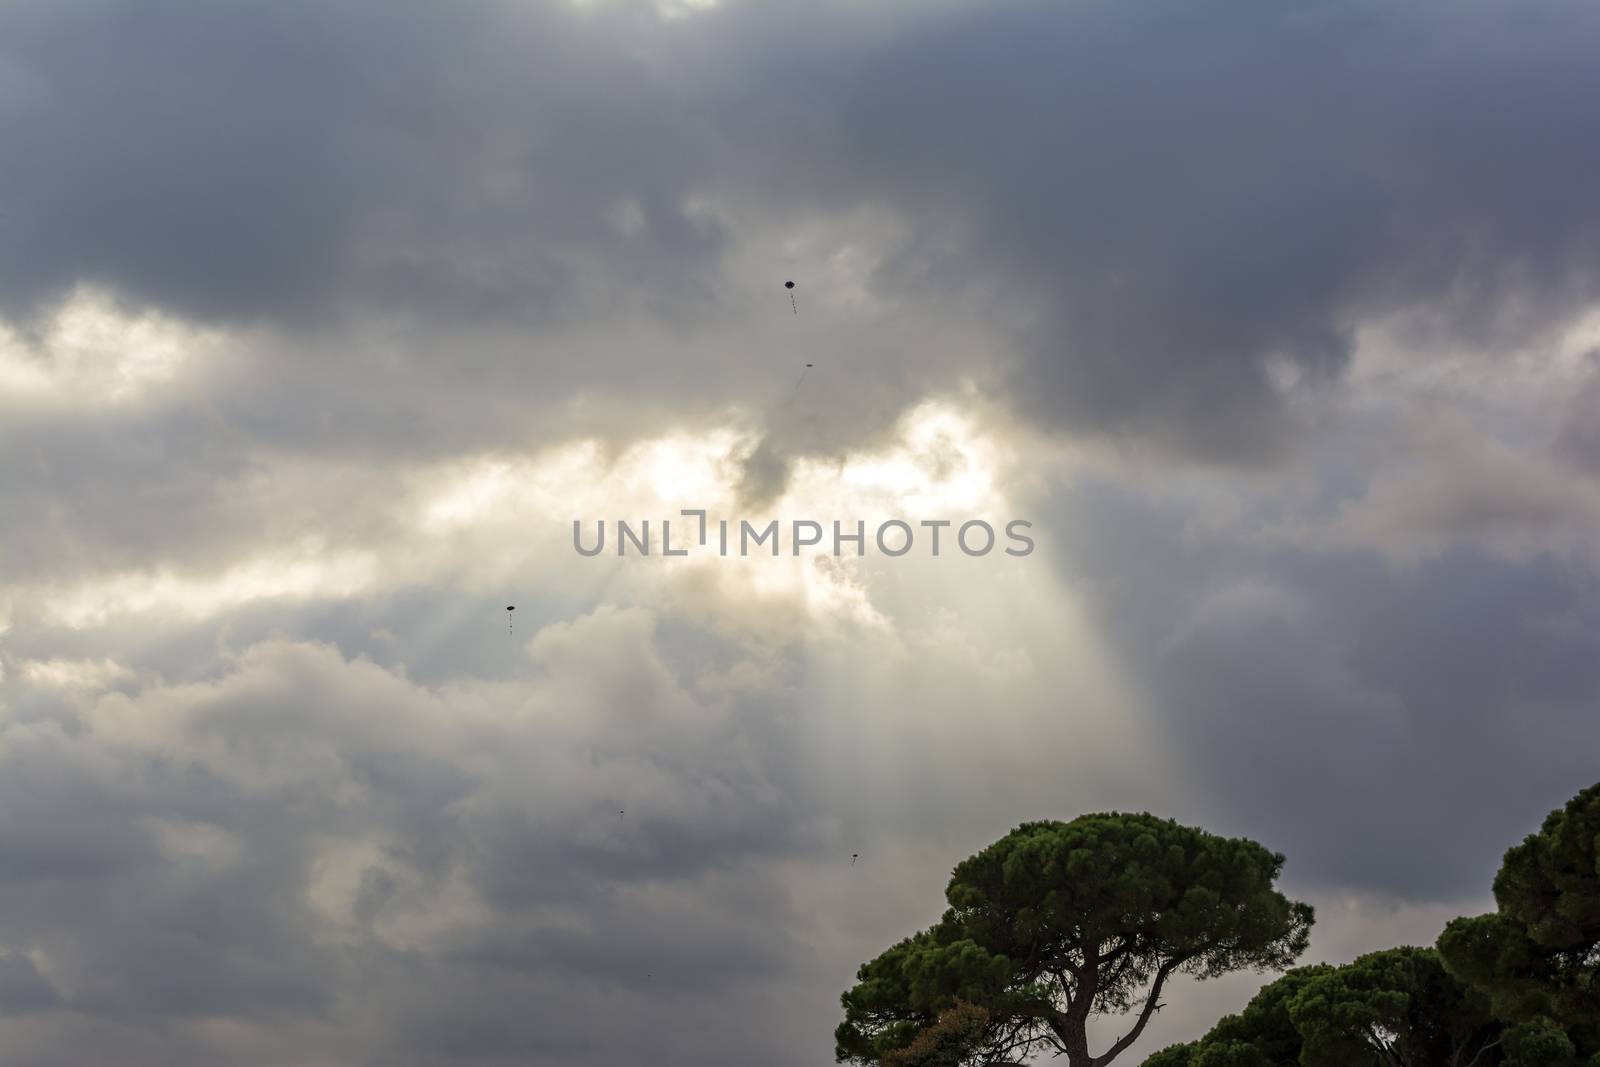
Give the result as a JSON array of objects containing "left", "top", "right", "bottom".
[
  {"left": 851, "top": 853, "right": 859, "bottom": 866},
  {"left": 785, "top": 280, "right": 797, "bottom": 314},
  {"left": 506, "top": 605, "right": 515, "bottom": 635}
]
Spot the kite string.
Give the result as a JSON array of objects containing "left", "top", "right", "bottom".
[{"left": 787, "top": 364, "right": 811, "bottom": 406}]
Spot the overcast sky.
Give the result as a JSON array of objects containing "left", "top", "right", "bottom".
[{"left": 3, "top": 1, "right": 1600, "bottom": 1064}]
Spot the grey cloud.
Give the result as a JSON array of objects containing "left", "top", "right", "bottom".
[
  {"left": 9, "top": 0, "right": 1600, "bottom": 588},
  {"left": 1556, "top": 353, "right": 1600, "bottom": 474},
  {"left": 1039, "top": 478, "right": 1600, "bottom": 899},
  {"left": 1279, "top": 408, "right": 1600, "bottom": 564},
  {"left": 4, "top": 1, "right": 1600, "bottom": 1063},
  {"left": 7, "top": 0, "right": 1600, "bottom": 464},
  {"left": 719, "top": 0, "right": 1600, "bottom": 458},
  {"left": 0, "top": 621, "right": 826, "bottom": 1065},
  {"left": 0, "top": 557, "right": 1201, "bottom": 1064},
  {"left": 0, "top": 953, "right": 60, "bottom": 1014},
  {"left": 0, "top": 1, "right": 724, "bottom": 330}
]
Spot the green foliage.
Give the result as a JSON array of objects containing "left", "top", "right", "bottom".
[
  {"left": 1203, "top": 965, "right": 1332, "bottom": 1065},
  {"left": 1502, "top": 1017, "right": 1576, "bottom": 1067},
  {"left": 1288, "top": 947, "right": 1500, "bottom": 1066},
  {"left": 1143, "top": 950, "right": 1500, "bottom": 1067},
  {"left": 1439, "top": 783, "right": 1600, "bottom": 1066},
  {"left": 1141, "top": 1039, "right": 1276, "bottom": 1067},
  {"left": 837, "top": 813, "right": 1314, "bottom": 1067},
  {"left": 1190, "top": 1043, "right": 1277, "bottom": 1067},
  {"left": 1140, "top": 1043, "right": 1200, "bottom": 1067},
  {"left": 840, "top": 783, "right": 1600, "bottom": 1067},
  {"left": 881, "top": 1002, "right": 992, "bottom": 1067},
  {"left": 833, "top": 921, "right": 1021, "bottom": 1064}
]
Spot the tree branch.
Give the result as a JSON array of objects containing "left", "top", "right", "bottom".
[
  {"left": 1089, "top": 960, "right": 1176, "bottom": 1067},
  {"left": 1458, "top": 1037, "right": 1502, "bottom": 1067},
  {"left": 1362, "top": 1024, "right": 1403, "bottom": 1067}
]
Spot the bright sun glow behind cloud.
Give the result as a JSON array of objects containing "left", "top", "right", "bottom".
[
  {"left": 0, "top": 286, "right": 221, "bottom": 409},
  {"left": 828, "top": 406, "right": 1003, "bottom": 516},
  {"left": 19, "top": 399, "right": 1022, "bottom": 633},
  {"left": 42, "top": 540, "right": 381, "bottom": 629}
]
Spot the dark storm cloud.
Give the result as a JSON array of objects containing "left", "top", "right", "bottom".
[
  {"left": 1040, "top": 479, "right": 1600, "bottom": 899},
  {"left": 7, "top": 1, "right": 1600, "bottom": 458},
  {"left": 0, "top": 0, "right": 724, "bottom": 330},
  {"left": 710, "top": 0, "right": 1600, "bottom": 458}
]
